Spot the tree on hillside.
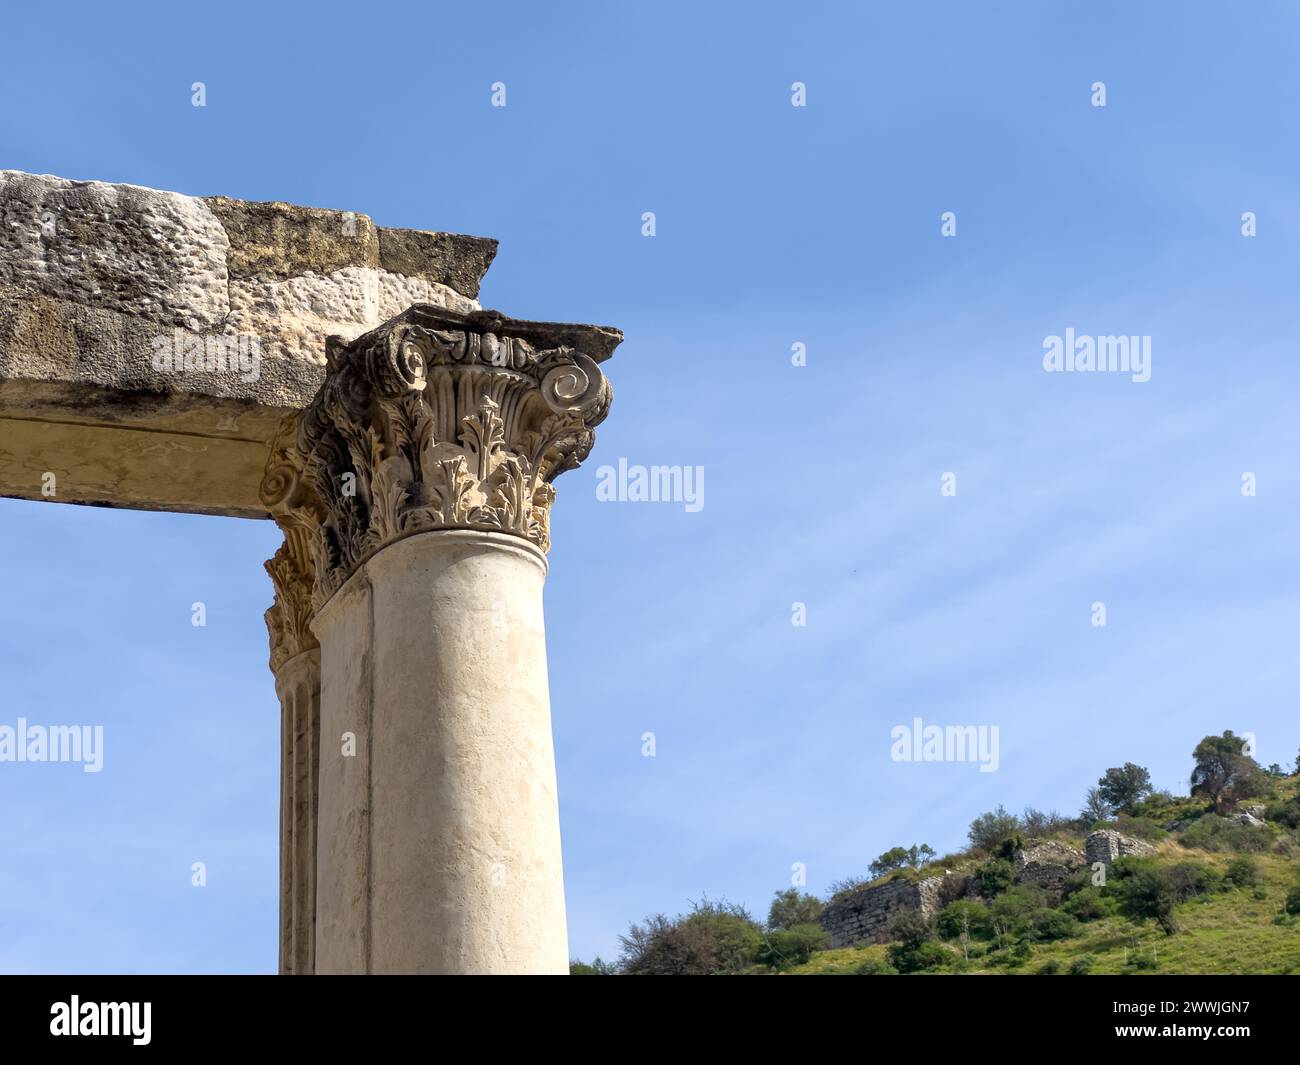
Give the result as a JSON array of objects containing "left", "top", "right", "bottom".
[
  {"left": 968, "top": 805, "right": 1021, "bottom": 852},
  {"left": 1022, "top": 807, "right": 1071, "bottom": 836},
  {"left": 766, "top": 888, "right": 823, "bottom": 931},
  {"left": 1190, "top": 731, "right": 1266, "bottom": 814},
  {"left": 1112, "top": 859, "right": 1181, "bottom": 935},
  {"left": 1097, "top": 763, "right": 1153, "bottom": 814},
  {"left": 885, "top": 911, "right": 947, "bottom": 973},
  {"left": 1081, "top": 787, "right": 1112, "bottom": 824},
  {"left": 756, "top": 924, "right": 830, "bottom": 969},
  {"left": 868, "top": 844, "right": 935, "bottom": 878},
  {"left": 619, "top": 898, "right": 762, "bottom": 975}
]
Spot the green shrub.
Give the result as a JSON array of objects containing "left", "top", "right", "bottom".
[
  {"left": 969, "top": 805, "right": 1023, "bottom": 852},
  {"left": 888, "top": 939, "right": 950, "bottom": 973},
  {"left": 989, "top": 885, "right": 1048, "bottom": 928},
  {"left": 756, "top": 923, "right": 830, "bottom": 969},
  {"left": 855, "top": 958, "right": 898, "bottom": 975},
  {"left": 1060, "top": 867, "right": 1096, "bottom": 899},
  {"left": 887, "top": 910, "right": 934, "bottom": 948},
  {"left": 1223, "top": 856, "right": 1261, "bottom": 889},
  {"left": 1285, "top": 884, "right": 1300, "bottom": 917},
  {"left": 1063, "top": 886, "right": 1113, "bottom": 922},
  {"left": 618, "top": 898, "right": 763, "bottom": 974},
  {"left": 1165, "top": 861, "right": 1223, "bottom": 901},
  {"left": 935, "top": 900, "right": 991, "bottom": 941},
  {"left": 868, "top": 844, "right": 936, "bottom": 878},
  {"left": 766, "top": 888, "right": 824, "bottom": 931},
  {"left": 1029, "top": 909, "right": 1080, "bottom": 942},
  {"left": 1180, "top": 816, "right": 1272, "bottom": 853},
  {"left": 1132, "top": 789, "right": 1183, "bottom": 819},
  {"left": 1036, "top": 959, "right": 1061, "bottom": 975},
  {"left": 972, "top": 858, "right": 1016, "bottom": 898},
  {"left": 884, "top": 910, "right": 946, "bottom": 973},
  {"left": 1125, "top": 951, "right": 1159, "bottom": 971},
  {"left": 1116, "top": 814, "right": 1167, "bottom": 842},
  {"left": 1112, "top": 858, "right": 1178, "bottom": 935},
  {"left": 1264, "top": 799, "right": 1300, "bottom": 829},
  {"left": 1067, "top": 956, "right": 1095, "bottom": 975},
  {"left": 996, "top": 834, "right": 1027, "bottom": 861}
]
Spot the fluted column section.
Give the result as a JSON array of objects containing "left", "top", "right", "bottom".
[{"left": 273, "top": 648, "right": 319, "bottom": 973}]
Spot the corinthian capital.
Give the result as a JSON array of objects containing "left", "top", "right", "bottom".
[
  {"left": 260, "top": 304, "right": 622, "bottom": 609},
  {"left": 260, "top": 412, "right": 321, "bottom": 670}
]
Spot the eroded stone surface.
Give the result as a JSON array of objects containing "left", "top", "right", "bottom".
[
  {"left": 1012, "top": 840, "right": 1086, "bottom": 896},
  {"left": 820, "top": 873, "right": 970, "bottom": 948},
  {"left": 0, "top": 170, "right": 499, "bottom": 516},
  {"left": 377, "top": 227, "right": 498, "bottom": 300},
  {"left": 0, "top": 171, "right": 230, "bottom": 332},
  {"left": 1085, "top": 829, "right": 1157, "bottom": 868}
]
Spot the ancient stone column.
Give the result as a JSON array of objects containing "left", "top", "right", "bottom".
[
  {"left": 263, "top": 527, "right": 319, "bottom": 975},
  {"left": 261, "top": 305, "right": 621, "bottom": 974}
]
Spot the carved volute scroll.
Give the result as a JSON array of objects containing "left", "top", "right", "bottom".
[{"left": 259, "top": 304, "right": 621, "bottom": 613}]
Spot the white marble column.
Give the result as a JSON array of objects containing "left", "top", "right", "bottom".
[
  {"left": 313, "top": 530, "right": 565, "bottom": 973},
  {"left": 261, "top": 305, "right": 621, "bottom": 974}
]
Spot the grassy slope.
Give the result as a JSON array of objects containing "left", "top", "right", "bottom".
[{"left": 785, "top": 781, "right": 1300, "bottom": 976}]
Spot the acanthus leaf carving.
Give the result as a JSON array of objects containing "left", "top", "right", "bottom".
[
  {"left": 263, "top": 304, "right": 619, "bottom": 612},
  {"left": 261, "top": 422, "right": 321, "bottom": 673}
]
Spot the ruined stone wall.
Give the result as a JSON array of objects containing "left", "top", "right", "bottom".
[
  {"left": 1085, "top": 830, "right": 1157, "bottom": 868},
  {"left": 821, "top": 841, "right": 1089, "bottom": 949},
  {"left": 820, "top": 874, "right": 965, "bottom": 948},
  {"left": 1014, "top": 841, "right": 1085, "bottom": 896}
]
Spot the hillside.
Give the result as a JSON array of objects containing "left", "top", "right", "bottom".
[
  {"left": 786, "top": 842, "right": 1300, "bottom": 975},
  {"left": 574, "top": 737, "right": 1300, "bottom": 975}
]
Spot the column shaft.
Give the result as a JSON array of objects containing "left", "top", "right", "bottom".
[{"left": 312, "top": 530, "right": 567, "bottom": 974}]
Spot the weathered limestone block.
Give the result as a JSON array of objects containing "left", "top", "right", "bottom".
[
  {"left": 0, "top": 170, "right": 497, "bottom": 516},
  {"left": 0, "top": 171, "right": 230, "bottom": 330},
  {"left": 1085, "top": 829, "right": 1157, "bottom": 868}
]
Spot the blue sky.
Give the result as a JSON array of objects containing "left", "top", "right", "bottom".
[{"left": 2, "top": 1, "right": 1298, "bottom": 971}]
